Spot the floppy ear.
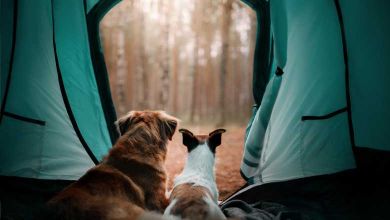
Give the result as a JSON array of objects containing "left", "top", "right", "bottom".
[
  {"left": 179, "top": 129, "right": 198, "bottom": 152},
  {"left": 163, "top": 119, "right": 178, "bottom": 141},
  {"left": 208, "top": 129, "right": 226, "bottom": 152},
  {"left": 157, "top": 111, "right": 178, "bottom": 141},
  {"left": 115, "top": 115, "right": 133, "bottom": 136}
]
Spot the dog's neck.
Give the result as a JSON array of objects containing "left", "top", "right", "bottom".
[
  {"left": 126, "top": 124, "right": 166, "bottom": 146},
  {"left": 104, "top": 125, "right": 169, "bottom": 173},
  {"left": 103, "top": 133, "right": 169, "bottom": 209},
  {"left": 120, "top": 126, "right": 167, "bottom": 160},
  {"left": 107, "top": 147, "right": 166, "bottom": 170},
  {"left": 174, "top": 142, "right": 218, "bottom": 201}
]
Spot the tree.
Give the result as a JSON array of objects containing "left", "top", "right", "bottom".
[
  {"left": 101, "top": 0, "right": 256, "bottom": 125},
  {"left": 158, "top": 0, "right": 171, "bottom": 110},
  {"left": 218, "top": 0, "right": 233, "bottom": 126}
]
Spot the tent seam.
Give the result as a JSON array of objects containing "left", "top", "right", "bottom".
[
  {"left": 86, "top": 0, "right": 121, "bottom": 144},
  {"left": 0, "top": 0, "right": 18, "bottom": 124},
  {"left": 51, "top": 0, "right": 99, "bottom": 165},
  {"left": 3, "top": 112, "right": 45, "bottom": 126},
  {"left": 301, "top": 107, "right": 347, "bottom": 121},
  {"left": 333, "top": 0, "right": 356, "bottom": 151},
  {"left": 252, "top": 0, "right": 271, "bottom": 105}
]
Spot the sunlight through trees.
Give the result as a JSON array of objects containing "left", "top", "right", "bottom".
[{"left": 100, "top": 0, "right": 256, "bottom": 125}]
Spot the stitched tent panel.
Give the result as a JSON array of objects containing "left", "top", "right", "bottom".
[
  {"left": 242, "top": 0, "right": 369, "bottom": 183},
  {"left": 0, "top": 0, "right": 389, "bottom": 186},
  {"left": 242, "top": 0, "right": 390, "bottom": 184},
  {"left": 0, "top": 0, "right": 14, "bottom": 104},
  {"left": 54, "top": 0, "right": 111, "bottom": 161},
  {"left": 340, "top": 0, "right": 390, "bottom": 151},
  {"left": 85, "top": 0, "right": 100, "bottom": 13},
  {"left": 0, "top": 0, "right": 112, "bottom": 180}
]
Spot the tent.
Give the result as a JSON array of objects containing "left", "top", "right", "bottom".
[
  {"left": 242, "top": 1, "right": 390, "bottom": 183},
  {"left": 224, "top": 0, "right": 390, "bottom": 219},
  {"left": 1, "top": 0, "right": 389, "bottom": 219},
  {"left": 0, "top": 0, "right": 119, "bottom": 218},
  {"left": 0, "top": 0, "right": 120, "bottom": 180},
  {"left": 240, "top": 0, "right": 390, "bottom": 185}
]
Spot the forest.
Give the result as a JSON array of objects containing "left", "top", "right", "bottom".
[{"left": 100, "top": 0, "right": 257, "bottom": 125}]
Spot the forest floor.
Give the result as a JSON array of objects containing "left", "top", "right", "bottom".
[{"left": 165, "top": 124, "right": 246, "bottom": 201}]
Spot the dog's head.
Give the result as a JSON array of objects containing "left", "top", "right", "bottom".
[
  {"left": 178, "top": 128, "right": 226, "bottom": 154},
  {"left": 115, "top": 110, "right": 179, "bottom": 143}
]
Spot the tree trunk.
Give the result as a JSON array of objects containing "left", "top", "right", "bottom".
[
  {"left": 158, "top": 0, "right": 170, "bottom": 110},
  {"left": 218, "top": 0, "right": 233, "bottom": 126},
  {"left": 190, "top": 37, "right": 199, "bottom": 123},
  {"left": 137, "top": 2, "right": 148, "bottom": 109}
]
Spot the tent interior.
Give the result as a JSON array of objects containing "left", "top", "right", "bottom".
[{"left": 1, "top": 0, "right": 390, "bottom": 219}]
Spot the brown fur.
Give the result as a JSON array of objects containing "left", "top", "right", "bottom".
[
  {"left": 169, "top": 183, "right": 213, "bottom": 220},
  {"left": 46, "top": 111, "right": 178, "bottom": 220}
]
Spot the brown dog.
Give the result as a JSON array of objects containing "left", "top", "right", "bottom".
[{"left": 46, "top": 111, "right": 178, "bottom": 220}]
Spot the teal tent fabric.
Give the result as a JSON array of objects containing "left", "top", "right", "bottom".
[
  {"left": 1, "top": 0, "right": 389, "bottom": 186},
  {"left": 54, "top": 0, "right": 111, "bottom": 161},
  {"left": 0, "top": 0, "right": 114, "bottom": 180},
  {"left": 85, "top": 0, "right": 100, "bottom": 13},
  {"left": 0, "top": 0, "right": 14, "bottom": 105},
  {"left": 86, "top": 0, "right": 121, "bottom": 144},
  {"left": 340, "top": 0, "right": 390, "bottom": 151},
  {"left": 241, "top": 0, "right": 272, "bottom": 105},
  {"left": 261, "top": 0, "right": 355, "bottom": 182},
  {"left": 242, "top": 73, "right": 282, "bottom": 183},
  {"left": 242, "top": 0, "right": 390, "bottom": 185}
]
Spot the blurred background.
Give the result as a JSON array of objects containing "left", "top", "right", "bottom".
[
  {"left": 100, "top": 0, "right": 256, "bottom": 126},
  {"left": 100, "top": 0, "right": 256, "bottom": 199}
]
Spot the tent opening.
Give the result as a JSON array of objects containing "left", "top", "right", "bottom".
[{"left": 99, "top": 0, "right": 257, "bottom": 200}]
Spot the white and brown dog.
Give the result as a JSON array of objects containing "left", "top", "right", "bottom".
[
  {"left": 46, "top": 111, "right": 178, "bottom": 220},
  {"left": 164, "top": 128, "right": 227, "bottom": 220}
]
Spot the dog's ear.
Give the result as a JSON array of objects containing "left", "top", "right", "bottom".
[
  {"left": 179, "top": 129, "right": 198, "bottom": 152},
  {"left": 163, "top": 119, "right": 178, "bottom": 141},
  {"left": 115, "top": 117, "right": 131, "bottom": 136},
  {"left": 158, "top": 112, "right": 179, "bottom": 141},
  {"left": 208, "top": 129, "right": 226, "bottom": 153},
  {"left": 115, "top": 112, "right": 136, "bottom": 136}
]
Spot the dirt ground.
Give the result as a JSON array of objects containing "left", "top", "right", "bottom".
[{"left": 165, "top": 124, "right": 247, "bottom": 200}]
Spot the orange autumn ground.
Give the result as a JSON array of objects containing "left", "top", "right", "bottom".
[{"left": 165, "top": 125, "right": 246, "bottom": 200}]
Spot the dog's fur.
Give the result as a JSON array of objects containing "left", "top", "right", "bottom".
[
  {"left": 164, "top": 128, "right": 227, "bottom": 220},
  {"left": 46, "top": 111, "right": 178, "bottom": 220}
]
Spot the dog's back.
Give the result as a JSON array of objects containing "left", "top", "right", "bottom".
[
  {"left": 165, "top": 184, "right": 225, "bottom": 220},
  {"left": 164, "top": 129, "right": 226, "bottom": 220},
  {"left": 45, "top": 196, "right": 144, "bottom": 220},
  {"left": 45, "top": 164, "right": 145, "bottom": 220}
]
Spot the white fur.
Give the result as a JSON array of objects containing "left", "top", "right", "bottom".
[
  {"left": 165, "top": 142, "right": 226, "bottom": 220},
  {"left": 173, "top": 142, "right": 219, "bottom": 201},
  {"left": 163, "top": 198, "right": 177, "bottom": 216}
]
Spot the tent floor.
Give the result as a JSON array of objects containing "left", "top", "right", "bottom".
[
  {"left": 222, "top": 170, "right": 390, "bottom": 220},
  {"left": 0, "top": 176, "right": 73, "bottom": 220},
  {"left": 1, "top": 170, "right": 389, "bottom": 220},
  {"left": 1, "top": 147, "right": 389, "bottom": 220},
  {"left": 220, "top": 147, "right": 390, "bottom": 219}
]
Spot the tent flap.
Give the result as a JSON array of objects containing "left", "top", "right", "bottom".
[{"left": 0, "top": 0, "right": 114, "bottom": 180}]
